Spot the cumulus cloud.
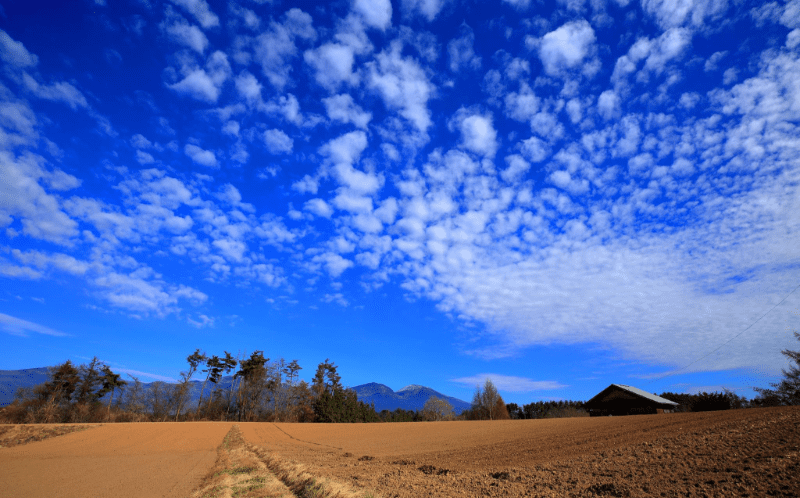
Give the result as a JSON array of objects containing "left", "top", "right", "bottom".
[
  {"left": 450, "top": 108, "right": 498, "bottom": 157},
  {"left": 401, "top": 0, "right": 447, "bottom": 21},
  {"left": 642, "top": 0, "right": 728, "bottom": 29},
  {"left": 304, "top": 43, "right": 358, "bottom": 90},
  {"left": 538, "top": 20, "right": 596, "bottom": 76},
  {"left": 322, "top": 93, "right": 372, "bottom": 128},
  {"left": 312, "top": 252, "right": 354, "bottom": 277},
  {"left": 263, "top": 128, "right": 293, "bottom": 154},
  {"left": 168, "top": 51, "right": 230, "bottom": 103},
  {"left": 184, "top": 143, "right": 217, "bottom": 167},
  {"left": 0, "top": 151, "right": 79, "bottom": 244},
  {"left": 448, "top": 24, "right": 481, "bottom": 72},
  {"left": 353, "top": 0, "right": 393, "bottom": 30},
  {"left": 305, "top": 198, "right": 334, "bottom": 218},
  {"left": 367, "top": 41, "right": 435, "bottom": 136},
  {"left": 162, "top": 14, "right": 208, "bottom": 53},
  {"left": 168, "top": 0, "right": 219, "bottom": 29},
  {"left": 254, "top": 8, "right": 316, "bottom": 89}
]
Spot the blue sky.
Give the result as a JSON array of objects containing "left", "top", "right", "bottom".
[{"left": 1, "top": 0, "right": 799, "bottom": 405}]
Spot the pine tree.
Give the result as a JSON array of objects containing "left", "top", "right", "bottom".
[{"left": 755, "top": 331, "right": 800, "bottom": 406}]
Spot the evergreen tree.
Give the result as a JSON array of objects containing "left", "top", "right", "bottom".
[{"left": 754, "top": 331, "right": 800, "bottom": 406}]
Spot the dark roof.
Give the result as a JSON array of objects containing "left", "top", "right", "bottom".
[{"left": 585, "top": 384, "right": 679, "bottom": 408}]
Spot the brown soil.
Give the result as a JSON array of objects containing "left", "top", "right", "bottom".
[
  {"left": 0, "top": 423, "right": 95, "bottom": 448},
  {"left": 0, "top": 422, "right": 233, "bottom": 498},
  {"left": 240, "top": 406, "right": 800, "bottom": 497},
  {"left": 0, "top": 408, "right": 796, "bottom": 497}
]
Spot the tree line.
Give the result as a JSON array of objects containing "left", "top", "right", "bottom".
[
  {"left": 2, "top": 331, "right": 797, "bottom": 423},
  {"left": 0, "top": 351, "right": 379, "bottom": 424}
]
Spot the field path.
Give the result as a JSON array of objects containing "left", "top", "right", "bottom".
[{"left": 0, "top": 422, "right": 233, "bottom": 498}]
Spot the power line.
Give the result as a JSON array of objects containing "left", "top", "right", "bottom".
[{"left": 645, "top": 281, "right": 800, "bottom": 386}]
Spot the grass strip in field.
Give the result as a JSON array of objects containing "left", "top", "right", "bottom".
[
  {"left": 247, "top": 438, "right": 379, "bottom": 498},
  {"left": 191, "top": 425, "right": 296, "bottom": 498},
  {"left": 191, "top": 425, "right": 378, "bottom": 498},
  {"left": 0, "top": 424, "right": 95, "bottom": 448}
]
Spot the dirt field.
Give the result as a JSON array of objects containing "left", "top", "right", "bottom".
[
  {"left": 0, "top": 422, "right": 233, "bottom": 498},
  {"left": 241, "top": 406, "right": 800, "bottom": 497},
  {"left": 1, "top": 407, "right": 797, "bottom": 497}
]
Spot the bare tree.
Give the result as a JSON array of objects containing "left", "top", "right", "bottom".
[
  {"left": 422, "top": 396, "right": 454, "bottom": 421},
  {"left": 471, "top": 378, "right": 501, "bottom": 420}
]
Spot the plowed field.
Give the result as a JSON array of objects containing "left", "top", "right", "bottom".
[
  {"left": 1, "top": 407, "right": 797, "bottom": 497},
  {"left": 0, "top": 422, "right": 233, "bottom": 498},
  {"left": 241, "top": 406, "right": 800, "bottom": 497}
]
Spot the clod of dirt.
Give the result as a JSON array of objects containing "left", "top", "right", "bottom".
[
  {"left": 586, "top": 482, "right": 631, "bottom": 497},
  {"left": 343, "top": 452, "right": 353, "bottom": 457},
  {"left": 490, "top": 471, "right": 510, "bottom": 480},
  {"left": 358, "top": 455, "right": 374, "bottom": 461},
  {"left": 418, "top": 464, "right": 449, "bottom": 475},
  {"left": 391, "top": 459, "right": 415, "bottom": 465}
]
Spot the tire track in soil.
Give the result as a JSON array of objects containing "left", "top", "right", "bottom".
[{"left": 271, "top": 422, "right": 343, "bottom": 450}]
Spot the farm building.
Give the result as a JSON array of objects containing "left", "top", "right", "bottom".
[{"left": 585, "top": 384, "right": 679, "bottom": 416}]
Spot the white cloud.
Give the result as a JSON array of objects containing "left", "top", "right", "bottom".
[
  {"left": 169, "top": 0, "right": 219, "bottom": 29},
  {"left": 168, "top": 51, "right": 230, "bottom": 103},
  {"left": 642, "top": 0, "right": 728, "bottom": 29},
  {"left": 501, "top": 0, "right": 531, "bottom": 9},
  {"left": 22, "top": 74, "right": 88, "bottom": 109},
  {"left": 450, "top": 109, "right": 498, "bottom": 157},
  {"left": 319, "top": 130, "right": 369, "bottom": 167},
  {"left": 704, "top": 50, "right": 727, "bottom": 71},
  {"left": 0, "top": 30, "right": 38, "bottom": 68},
  {"left": 254, "top": 8, "right": 316, "bottom": 89},
  {"left": 163, "top": 15, "right": 208, "bottom": 53},
  {"left": 501, "top": 154, "right": 531, "bottom": 182},
  {"left": 184, "top": 143, "right": 217, "bottom": 167},
  {"left": 401, "top": 0, "right": 447, "bottom": 21},
  {"left": 322, "top": 94, "right": 372, "bottom": 128},
  {"left": 0, "top": 313, "right": 68, "bottom": 337},
  {"left": 263, "top": 129, "right": 293, "bottom": 154},
  {"left": 0, "top": 151, "right": 79, "bottom": 244},
  {"left": 450, "top": 374, "right": 565, "bottom": 392},
  {"left": 597, "top": 90, "right": 620, "bottom": 120},
  {"left": 305, "top": 198, "right": 334, "bottom": 218},
  {"left": 367, "top": 41, "right": 435, "bottom": 136},
  {"left": 304, "top": 43, "right": 358, "bottom": 90},
  {"left": 722, "top": 67, "right": 738, "bottom": 85},
  {"left": 448, "top": 24, "right": 481, "bottom": 72},
  {"left": 312, "top": 252, "right": 354, "bottom": 277},
  {"left": 353, "top": 0, "right": 393, "bottom": 30},
  {"left": 94, "top": 271, "right": 207, "bottom": 316},
  {"left": 187, "top": 314, "right": 214, "bottom": 328},
  {"left": 538, "top": 20, "right": 596, "bottom": 76},
  {"left": 520, "top": 136, "right": 550, "bottom": 163}
]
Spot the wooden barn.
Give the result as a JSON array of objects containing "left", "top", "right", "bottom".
[{"left": 585, "top": 384, "right": 679, "bottom": 416}]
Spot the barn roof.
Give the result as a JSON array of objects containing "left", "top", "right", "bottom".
[{"left": 587, "top": 384, "right": 679, "bottom": 407}]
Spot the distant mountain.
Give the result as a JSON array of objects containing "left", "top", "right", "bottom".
[
  {"left": 0, "top": 367, "right": 234, "bottom": 407},
  {"left": 352, "top": 382, "right": 471, "bottom": 414},
  {"left": 0, "top": 367, "right": 50, "bottom": 406}
]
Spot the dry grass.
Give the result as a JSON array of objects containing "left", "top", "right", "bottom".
[
  {"left": 0, "top": 424, "right": 95, "bottom": 448},
  {"left": 191, "top": 425, "right": 379, "bottom": 498}
]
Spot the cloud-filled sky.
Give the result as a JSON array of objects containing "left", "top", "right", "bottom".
[{"left": 2, "top": 0, "right": 799, "bottom": 404}]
